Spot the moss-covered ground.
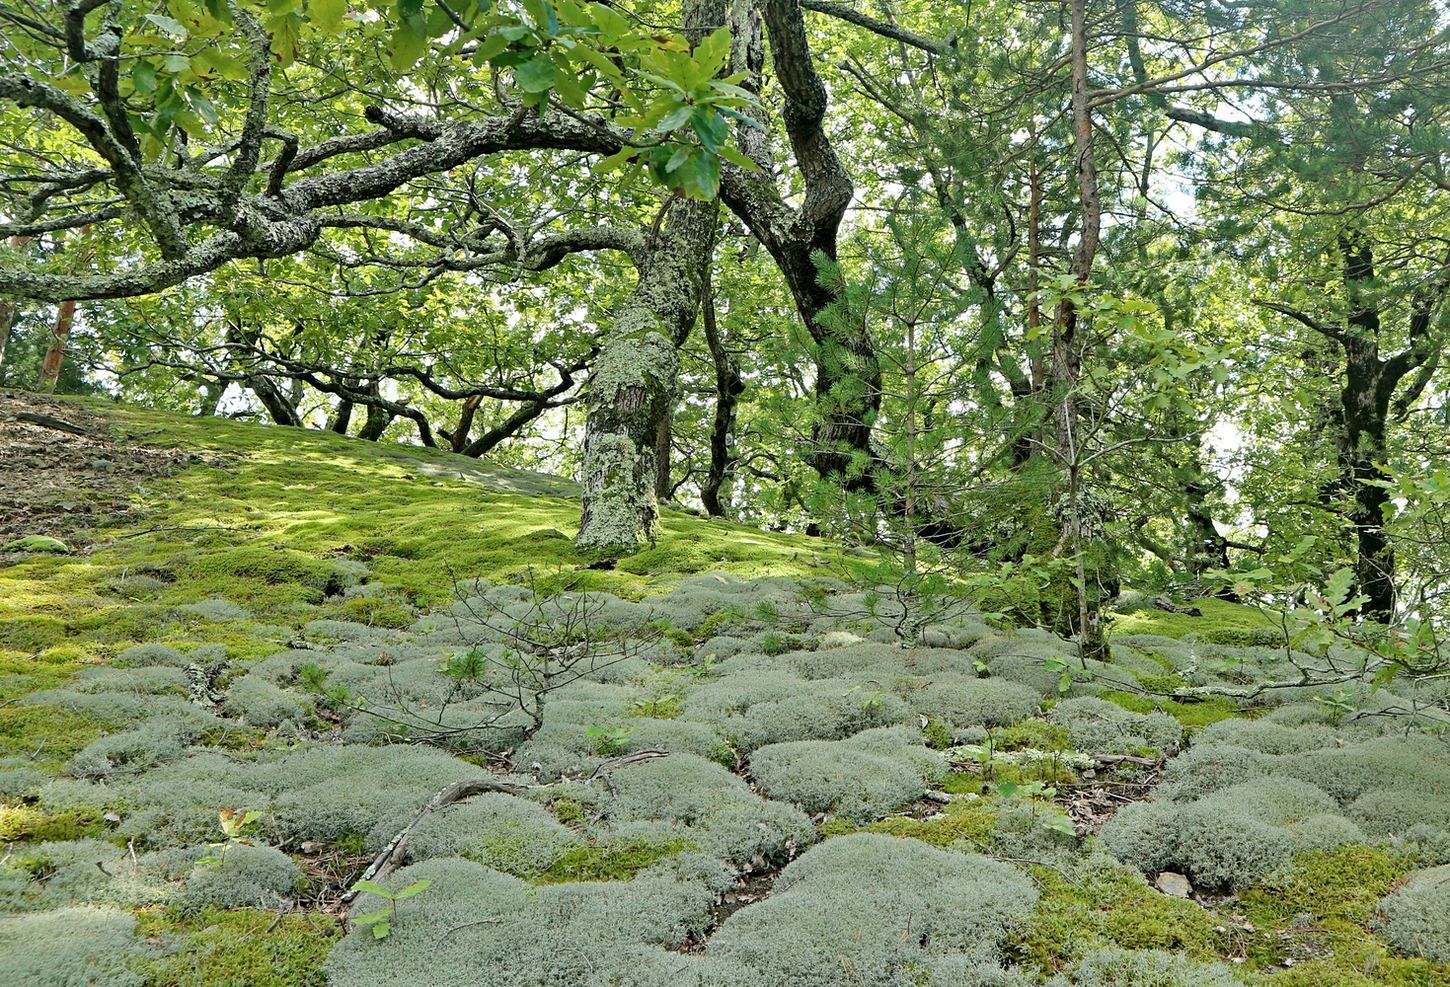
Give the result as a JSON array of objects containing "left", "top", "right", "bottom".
[{"left": 3, "top": 396, "right": 1448, "bottom": 986}]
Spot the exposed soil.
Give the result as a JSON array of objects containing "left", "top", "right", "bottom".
[{"left": 0, "top": 391, "right": 198, "bottom": 550}]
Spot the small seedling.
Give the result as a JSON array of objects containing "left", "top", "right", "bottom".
[
  {"left": 198, "top": 808, "right": 264, "bottom": 865},
  {"left": 351, "top": 878, "right": 433, "bottom": 940}
]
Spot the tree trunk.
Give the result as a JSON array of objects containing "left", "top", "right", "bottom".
[
  {"left": 1057, "top": 0, "right": 1108, "bottom": 661},
  {"left": 701, "top": 265, "right": 742, "bottom": 517},
  {"left": 198, "top": 379, "right": 226, "bottom": 417},
  {"left": 575, "top": 195, "right": 717, "bottom": 553},
  {"left": 357, "top": 383, "right": 393, "bottom": 441},
  {"left": 38, "top": 299, "right": 78, "bottom": 393},
  {"left": 329, "top": 395, "right": 355, "bottom": 434},
  {"left": 0, "top": 234, "right": 34, "bottom": 374},
  {"left": 249, "top": 373, "right": 304, "bottom": 427}
]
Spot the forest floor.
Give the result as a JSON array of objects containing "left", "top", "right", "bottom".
[{"left": 1, "top": 394, "right": 1448, "bottom": 987}]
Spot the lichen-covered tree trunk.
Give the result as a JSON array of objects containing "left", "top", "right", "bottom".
[{"left": 575, "top": 196, "right": 717, "bottom": 553}]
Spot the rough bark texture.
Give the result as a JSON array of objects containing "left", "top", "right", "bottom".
[{"left": 575, "top": 196, "right": 717, "bottom": 553}]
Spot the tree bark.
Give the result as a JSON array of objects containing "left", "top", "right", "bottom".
[
  {"left": 701, "top": 264, "right": 742, "bottom": 517},
  {"left": 575, "top": 0, "right": 723, "bottom": 554},
  {"left": 0, "top": 234, "right": 34, "bottom": 373}
]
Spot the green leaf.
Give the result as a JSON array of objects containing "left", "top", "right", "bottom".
[
  {"left": 514, "top": 54, "right": 556, "bottom": 92},
  {"left": 310, "top": 0, "right": 348, "bottom": 32},
  {"left": 655, "top": 104, "right": 693, "bottom": 133},
  {"left": 352, "top": 879, "right": 393, "bottom": 898},
  {"left": 390, "top": 23, "right": 429, "bottom": 71},
  {"left": 591, "top": 147, "right": 637, "bottom": 176},
  {"left": 145, "top": 13, "right": 189, "bottom": 37},
  {"left": 132, "top": 60, "right": 159, "bottom": 96},
  {"left": 719, "top": 145, "right": 760, "bottom": 172},
  {"left": 392, "top": 879, "right": 432, "bottom": 899},
  {"left": 371, "top": 920, "right": 391, "bottom": 940}
]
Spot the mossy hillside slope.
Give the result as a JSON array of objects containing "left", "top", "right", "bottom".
[
  {"left": 0, "top": 398, "right": 847, "bottom": 768},
  {"left": 2, "top": 397, "right": 1449, "bottom": 987}
]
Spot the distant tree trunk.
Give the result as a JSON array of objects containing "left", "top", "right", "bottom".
[
  {"left": 701, "top": 266, "right": 742, "bottom": 517},
  {"left": 0, "top": 233, "right": 34, "bottom": 374},
  {"left": 329, "top": 394, "right": 355, "bottom": 434},
  {"left": 357, "top": 383, "right": 393, "bottom": 441},
  {"left": 37, "top": 226, "right": 93, "bottom": 393},
  {"left": 38, "top": 299, "right": 78, "bottom": 393},
  {"left": 198, "top": 380, "right": 226, "bottom": 417},
  {"left": 1260, "top": 232, "right": 1442, "bottom": 623},
  {"left": 653, "top": 414, "right": 674, "bottom": 503},
  {"left": 249, "top": 374, "right": 304, "bottom": 427},
  {"left": 447, "top": 394, "right": 481, "bottom": 452}
]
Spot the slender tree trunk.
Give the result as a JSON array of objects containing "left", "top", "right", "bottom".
[
  {"left": 701, "top": 265, "right": 742, "bottom": 517},
  {"left": 653, "top": 408, "right": 674, "bottom": 502},
  {"left": 448, "top": 394, "right": 481, "bottom": 452},
  {"left": 38, "top": 299, "right": 78, "bottom": 393},
  {"left": 38, "top": 226, "right": 93, "bottom": 393},
  {"left": 1057, "top": 0, "right": 1108, "bottom": 661},
  {"left": 0, "top": 234, "right": 34, "bottom": 374}
]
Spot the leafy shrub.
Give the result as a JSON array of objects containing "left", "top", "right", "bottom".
[
  {"left": 705, "top": 834, "right": 1038, "bottom": 987},
  {"left": 1046, "top": 697, "right": 1182, "bottom": 755},
  {"left": 1377, "top": 864, "right": 1450, "bottom": 962},
  {"left": 405, "top": 793, "right": 582, "bottom": 877},
  {"left": 0, "top": 906, "right": 150, "bottom": 987}
]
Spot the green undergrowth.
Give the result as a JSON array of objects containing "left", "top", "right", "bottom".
[
  {"left": 1108, "top": 597, "right": 1278, "bottom": 642},
  {"left": 0, "top": 397, "right": 856, "bottom": 776},
  {"left": 1009, "top": 858, "right": 1227, "bottom": 974},
  {"left": 820, "top": 796, "right": 999, "bottom": 848},
  {"left": 135, "top": 907, "right": 341, "bottom": 987},
  {"left": 1234, "top": 845, "right": 1450, "bottom": 986},
  {"left": 1101, "top": 689, "right": 1240, "bottom": 729},
  {"left": 533, "top": 836, "right": 696, "bottom": 883}
]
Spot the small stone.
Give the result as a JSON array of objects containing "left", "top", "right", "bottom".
[{"left": 1155, "top": 871, "right": 1193, "bottom": 898}]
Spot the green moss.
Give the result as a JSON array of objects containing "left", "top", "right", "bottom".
[
  {"left": 1108, "top": 598, "right": 1275, "bottom": 641},
  {"left": 1101, "top": 690, "right": 1239, "bottom": 729},
  {"left": 1008, "top": 858, "right": 1226, "bottom": 972},
  {"left": 0, "top": 803, "right": 107, "bottom": 842},
  {"left": 0, "top": 704, "right": 107, "bottom": 768},
  {"left": 534, "top": 836, "right": 695, "bottom": 883},
  {"left": 1230, "top": 844, "right": 1448, "bottom": 981},
  {"left": 923, "top": 718, "right": 953, "bottom": 750},
  {"left": 136, "top": 907, "right": 341, "bottom": 987},
  {"left": 993, "top": 720, "right": 1073, "bottom": 753},
  {"left": 821, "top": 797, "right": 998, "bottom": 849}
]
